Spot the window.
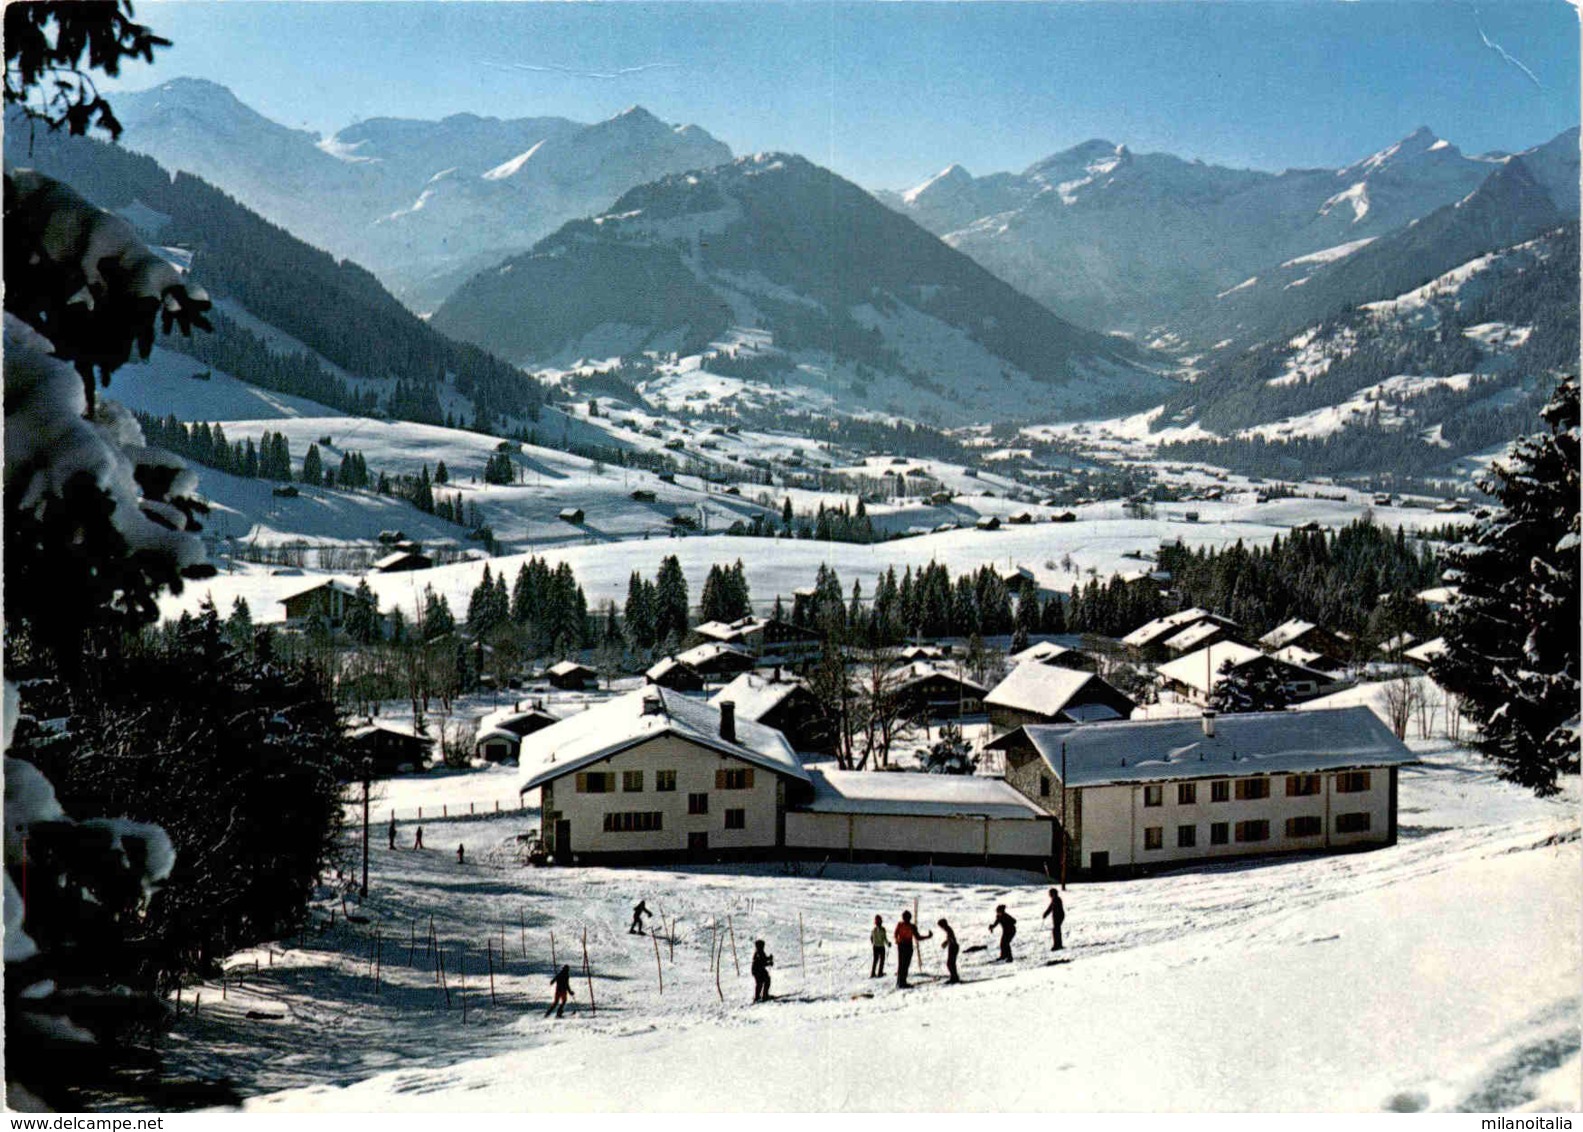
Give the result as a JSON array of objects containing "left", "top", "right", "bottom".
[
  {"left": 717, "top": 767, "right": 755, "bottom": 790},
  {"left": 1235, "top": 820, "right": 1270, "bottom": 843},
  {"left": 1286, "top": 774, "right": 1321, "bottom": 797},
  {"left": 1336, "top": 812, "right": 1372, "bottom": 833},
  {"left": 1143, "top": 826, "right": 1163, "bottom": 850},
  {"left": 1040, "top": 776, "right": 1051, "bottom": 798},
  {"left": 724, "top": 808, "right": 746, "bottom": 830},
  {"left": 656, "top": 770, "right": 677, "bottom": 793},
  {"left": 1285, "top": 815, "right": 1322, "bottom": 838},
  {"left": 622, "top": 770, "right": 644, "bottom": 793},
  {"left": 602, "top": 811, "right": 663, "bottom": 833},
  {"left": 1234, "top": 779, "right": 1270, "bottom": 801},
  {"left": 1177, "top": 783, "right": 1197, "bottom": 805},
  {"left": 1177, "top": 824, "right": 1197, "bottom": 849},
  {"left": 1335, "top": 771, "right": 1373, "bottom": 794},
  {"left": 1210, "top": 822, "right": 1229, "bottom": 845},
  {"left": 687, "top": 793, "right": 709, "bottom": 815},
  {"left": 1210, "top": 780, "right": 1230, "bottom": 803},
  {"left": 1143, "top": 784, "right": 1163, "bottom": 808},
  {"left": 576, "top": 772, "right": 615, "bottom": 794}
]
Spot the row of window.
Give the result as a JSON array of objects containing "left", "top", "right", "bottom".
[
  {"left": 602, "top": 808, "right": 746, "bottom": 833},
  {"left": 575, "top": 768, "right": 756, "bottom": 795},
  {"left": 1140, "top": 771, "right": 1371, "bottom": 808},
  {"left": 1142, "top": 811, "right": 1372, "bottom": 850}
]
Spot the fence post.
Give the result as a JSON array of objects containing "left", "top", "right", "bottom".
[
  {"left": 487, "top": 940, "right": 497, "bottom": 1006},
  {"left": 727, "top": 915, "right": 740, "bottom": 976},
  {"left": 581, "top": 928, "right": 596, "bottom": 1017},
  {"left": 652, "top": 929, "right": 664, "bottom": 995}
]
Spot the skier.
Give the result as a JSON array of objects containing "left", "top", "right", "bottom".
[
  {"left": 937, "top": 918, "right": 961, "bottom": 984},
  {"left": 387, "top": 818, "right": 397, "bottom": 850},
  {"left": 989, "top": 904, "right": 1017, "bottom": 962},
  {"left": 457, "top": 843, "right": 465, "bottom": 865},
  {"left": 413, "top": 825, "right": 424, "bottom": 850},
  {"left": 1042, "top": 887, "right": 1066, "bottom": 951},
  {"left": 893, "top": 910, "right": 932, "bottom": 989},
  {"left": 751, "top": 939, "right": 774, "bottom": 1002},
  {"left": 546, "top": 964, "right": 575, "bottom": 1018},
  {"left": 869, "top": 914, "right": 890, "bottom": 978},
  {"left": 630, "top": 900, "right": 652, "bottom": 935}
]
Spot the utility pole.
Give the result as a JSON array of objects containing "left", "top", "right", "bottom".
[
  {"left": 1060, "top": 741, "right": 1068, "bottom": 890},
  {"left": 361, "top": 758, "right": 372, "bottom": 899}
]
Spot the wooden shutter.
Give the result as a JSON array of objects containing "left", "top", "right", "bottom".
[
  {"left": 715, "top": 768, "right": 726, "bottom": 790},
  {"left": 743, "top": 768, "right": 754, "bottom": 789}
]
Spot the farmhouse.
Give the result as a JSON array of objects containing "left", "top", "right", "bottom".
[
  {"left": 1008, "top": 640, "right": 1098, "bottom": 672},
  {"left": 710, "top": 670, "right": 829, "bottom": 753},
  {"left": 989, "top": 706, "right": 1415, "bottom": 877},
  {"left": 280, "top": 580, "right": 376, "bottom": 630},
  {"left": 519, "top": 688, "right": 812, "bottom": 862},
  {"left": 546, "top": 660, "right": 597, "bottom": 690},
  {"left": 373, "top": 549, "right": 433, "bottom": 573},
  {"left": 646, "top": 656, "right": 705, "bottom": 692},
  {"left": 894, "top": 664, "right": 988, "bottom": 719},
  {"left": 784, "top": 769, "right": 1054, "bottom": 865},
  {"left": 1156, "top": 641, "right": 1333, "bottom": 705},
  {"left": 675, "top": 641, "right": 757, "bottom": 680},
  {"left": 983, "top": 665, "right": 1137, "bottom": 734},
  {"left": 346, "top": 720, "right": 432, "bottom": 777}
]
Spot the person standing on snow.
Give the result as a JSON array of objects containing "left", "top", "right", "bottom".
[
  {"left": 751, "top": 940, "right": 774, "bottom": 1002},
  {"left": 388, "top": 818, "right": 397, "bottom": 850},
  {"left": 989, "top": 904, "right": 1017, "bottom": 962},
  {"left": 869, "top": 915, "right": 890, "bottom": 978},
  {"left": 1042, "top": 887, "right": 1066, "bottom": 951},
  {"left": 630, "top": 900, "right": 652, "bottom": 935},
  {"left": 893, "top": 910, "right": 932, "bottom": 989},
  {"left": 546, "top": 964, "right": 575, "bottom": 1018},
  {"left": 413, "top": 825, "right": 424, "bottom": 850},
  {"left": 937, "top": 919, "right": 962, "bottom": 984}
]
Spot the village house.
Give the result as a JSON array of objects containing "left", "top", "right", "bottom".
[
  {"left": 1269, "top": 644, "right": 1347, "bottom": 675},
  {"left": 1122, "top": 608, "right": 1240, "bottom": 661},
  {"left": 645, "top": 656, "right": 706, "bottom": 693},
  {"left": 894, "top": 663, "right": 988, "bottom": 719},
  {"left": 983, "top": 665, "right": 1137, "bottom": 735},
  {"left": 546, "top": 660, "right": 597, "bottom": 690},
  {"left": 346, "top": 720, "right": 433, "bottom": 777},
  {"left": 989, "top": 706, "right": 1415, "bottom": 877},
  {"left": 675, "top": 641, "right": 757, "bottom": 680},
  {"left": 1156, "top": 641, "right": 1334, "bottom": 705},
  {"left": 710, "top": 669, "right": 830, "bottom": 753},
  {"left": 688, "top": 615, "right": 821, "bottom": 660},
  {"left": 1007, "top": 640, "right": 1099, "bottom": 672},
  {"left": 473, "top": 702, "right": 560, "bottom": 762},
  {"left": 372, "top": 549, "right": 433, "bottom": 573},
  {"left": 1161, "top": 617, "right": 1242, "bottom": 657},
  {"left": 1257, "top": 618, "right": 1348, "bottom": 660},
  {"left": 279, "top": 579, "right": 377, "bottom": 630}
]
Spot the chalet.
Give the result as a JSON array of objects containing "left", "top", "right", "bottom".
[
  {"left": 1270, "top": 644, "right": 1346, "bottom": 675},
  {"left": 984, "top": 665, "right": 1136, "bottom": 735},
  {"left": 990, "top": 706, "right": 1415, "bottom": 877},
  {"left": 373, "top": 550, "right": 433, "bottom": 573},
  {"left": 675, "top": 642, "right": 756, "bottom": 680},
  {"left": 688, "top": 615, "right": 820, "bottom": 660},
  {"left": 710, "top": 670, "right": 829, "bottom": 754},
  {"left": 1122, "top": 608, "right": 1239, "bottom": 660},
  {"left": 474, "top": 703, "right": 560, "bottom": 762},
  {"left": 1008, "top": 640, "right": 1098, "bottom": 672},
  {"left": 546, "top": 660, "right": 597, "bottom": 690},
  {"left": 346, "top": 720, "right": 432, "bottom": 777},
  {"left": 997, "top": 565, "right": 1040, "bottom": 596},
  {"left": 898, "top": 644, "right": 946, "bottom": 662},
  {"left": 558, "top": 508, "right": 586, "bottom": 524},
  {"left": 1257, "top": 619, "right": 1347, "bottom": 659},
  {"left": 646, "top": 656, "right": 706, "bottom": 693},
  {"left": 1156, "top": 641, "right": 1333, "bottom": 705},
  {"left": 1161, "top": 618, "right": 1240, "bottom": 657},
  {"left": 519, "top": 688, "right": 813, "bottom": 862},
  {"left": 280, "top": 580, "right": 375, "bottom": 630},
  {"left": 895, "top": 664, "right": 988, "bottom": 720}
]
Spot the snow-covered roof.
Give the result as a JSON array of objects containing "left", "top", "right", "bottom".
[
  {"left": 1123, "top": 607, "right": 1227, "bottom": 648},
  {"left": 373, "top": 550, "right": 429, "bottom": 569},
  {"left": 1415, "top": 586, "right": 1460, "bottom": 607},
  {"left": 548, "top": 660, "right": 595, "bottom": 676},
  {"left": 989, "top": 706, "right": 1415, "bottom": 787},
  {"left": 1162, "top": 620, "right": 1228, "bottom": 653},
  {"left": 1270, "top": 644, "right": 1326, "bottom": 670},
  {"left": 1377, "top": 632, "right": 1418, "bottom": 654},
  {"left": 708, "top": 671, "right": 805, "bottom": 720},
  {"left": 896, "top": 664, "right": 988, "bottom": 696},
  {"left": 899, "top": 645, "right": 944, "bottom": 660},
  {"left": 518, "top": 687, "right": 809, "bottom": 792},
  {"left": 676, "top": 641, "right": 754, "bottom": 667},
  {"left": 349, "top": 720, "right": 429, "bottom": 743},
  {"left": 1155, "top": 641, "right": 1267, "bottom": 696},
  {"left": 984, "top": 664, "right": 1103, "bottom": 717},
  {"left": 646, "top": 656, "right": 701, "bottom": 680},
  {"left": 280, "top": 579, "right": 362, "bottom": 604},
  {"left": 1258, "top": 619, "right": 1317, "bottom": 650},
  {"left": 474, "top": 727, "right": 522, "bottom": 748},
  {"left": 1404, "top": 637, "right": 1448, "bottom": 664},
  {"left": 477, "top": 704, "right": 558, "bottom": 735},
  {"left": 800, "top": 769, "right": 1049, "bottom": 820},
  {"left": 1009, "top": 640, "right": 1075, "bottom": 665}
]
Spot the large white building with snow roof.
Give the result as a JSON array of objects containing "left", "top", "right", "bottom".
[
  {"left": 988, "top": 706, "right": 1415, "bottom": 877},
  {"left": 519, "top": 686, "right": 812, "bottom": 862}
]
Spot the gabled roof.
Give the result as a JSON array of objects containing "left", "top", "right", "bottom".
[
  {"left": 1009, "top": 640, "right": 1076, "bottom": 665},
  {"left": 518, "top": 687, "right": 809, "bottom": 792},
  {"left": 1378, "top": 632, "right": 1418, "bottom": 654},
  {"left": 987, "top": 706, "right": 1414, "bottom": 787},
  {"left": 478, "top": 704, "right": 559, "bottom": 733},
  {"left": 1404, "top": 637, "right": 1448, "bottom": 664},
  {"left": 709, "top": 671, "right": 808, "bottom": 721},
  {"left": 373, "top": 550, "right": 430, "bottom": 570},
  {"left": 801, "top": 769, "right": 1049, "bottom": 821},
  {"left": 676, "top": 641, "right": 754, "bottom": 667},
  {"left": 1155, "top": 642, "right": 1330, "bottom": 697},
  {"left": 1122, "top": 607, "right": 1233, "bottom": 648},
  {"left": 280, "top": 579, "right": 363, "bottom": 605},
  {"left": 1270, "top": 644, "right": 1327, "bottom": 670},
  {"left": 1162, "top": 620, "right": 1229, "bottom": 653},
  {"left": 547, "top": 660, "right": 595, "bottom": 676},
  {"left": 646, "top": 656, "right": 702, "bottom": 681},
  {"left": 894, "top": 663, "right": 989, "bottom": 696},
  {"left": 474, "top": 727, "right": 522, "bottom": 747},
  {"left": 1258, "top": 619, "right": 1318, "bottom": 650},
  {"left": 984, "top": 664, "right": 1110, "bottom": 718}
]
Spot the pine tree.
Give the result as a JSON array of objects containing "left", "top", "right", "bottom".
[
  {"left": 1208, "top": 659, "right": 1291, "bottom": 714},
  {"left": 435, "top": 460, "right": 449, "bottom": 485},
  {"left": 345, "top": 579, "right": 381, "bottom": 644},
  {"left": 301, "top": 442, "right": 322, "bottom": 486},
  {"left": 655, "top": 555, "right": 689, "bottom": 642},
  {"left": 1433, "top": 378, "right": 1580, "bottom": 795}
]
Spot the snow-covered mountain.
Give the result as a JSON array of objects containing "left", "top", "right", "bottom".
[
  {"left": 432, "top": 153, "right": 1172, "bottom": 425},
  {"left": 882, "top": 126, "right": 1579, "bottom": 344},
  {"left": 111, "top": 79, "right": 731, "bottom": 311}
]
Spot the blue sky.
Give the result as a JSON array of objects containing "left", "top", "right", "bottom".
[{"left": 109, "top": 1, "right": 1579, "bottom": 189}]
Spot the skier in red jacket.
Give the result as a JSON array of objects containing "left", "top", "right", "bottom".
[{"left": 892, "top": 910, "right": 932, "bottom": 988}]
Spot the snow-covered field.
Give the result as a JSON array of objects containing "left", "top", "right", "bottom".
[{"left": 161, "top": 739, "right": 1580, "bottom": 1112}]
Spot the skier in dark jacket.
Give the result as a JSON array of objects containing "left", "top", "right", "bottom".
[
  {"left": 989, "top": 905, "right": 1017, "bottom": 962},
  {"left": 630, "top": 900, "right": 652, "bottom": 935},
  {"left": 751, "top": 940, "right": 774, "bottom": 1002},
  {"left": 893, "top": 911, "right": 932, "bottom": 988},
  {"left": 937, "top": 919, "right": 962, "bottom": 984},
  {"left": 546, "top": 964, "right": 575, "bottom": 1018},
  {"left": 869, "top": 915, "right": 889, "bottom": 977},
  {"left": 413, "top": 825, "right": 424, "bottom": 850},
  {"left": 1042, "top": 887, "right": 1066, "bottom": 950},
  {"left": 388, "top": 818, "right": 397, "bottom": 850},
  {"left": 457, "top": 843, "right": 465, "bottom": 865}
]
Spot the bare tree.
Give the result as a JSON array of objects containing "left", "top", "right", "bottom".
[
  {"left": 1381, "top": 673, "right": 1424, "bottom": 741},
  {"left": 856, "top": 647, "right": 914, "bottom": 770},
  {"left": 806, "top": 637, "right": 856, "bottom": 769}
]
